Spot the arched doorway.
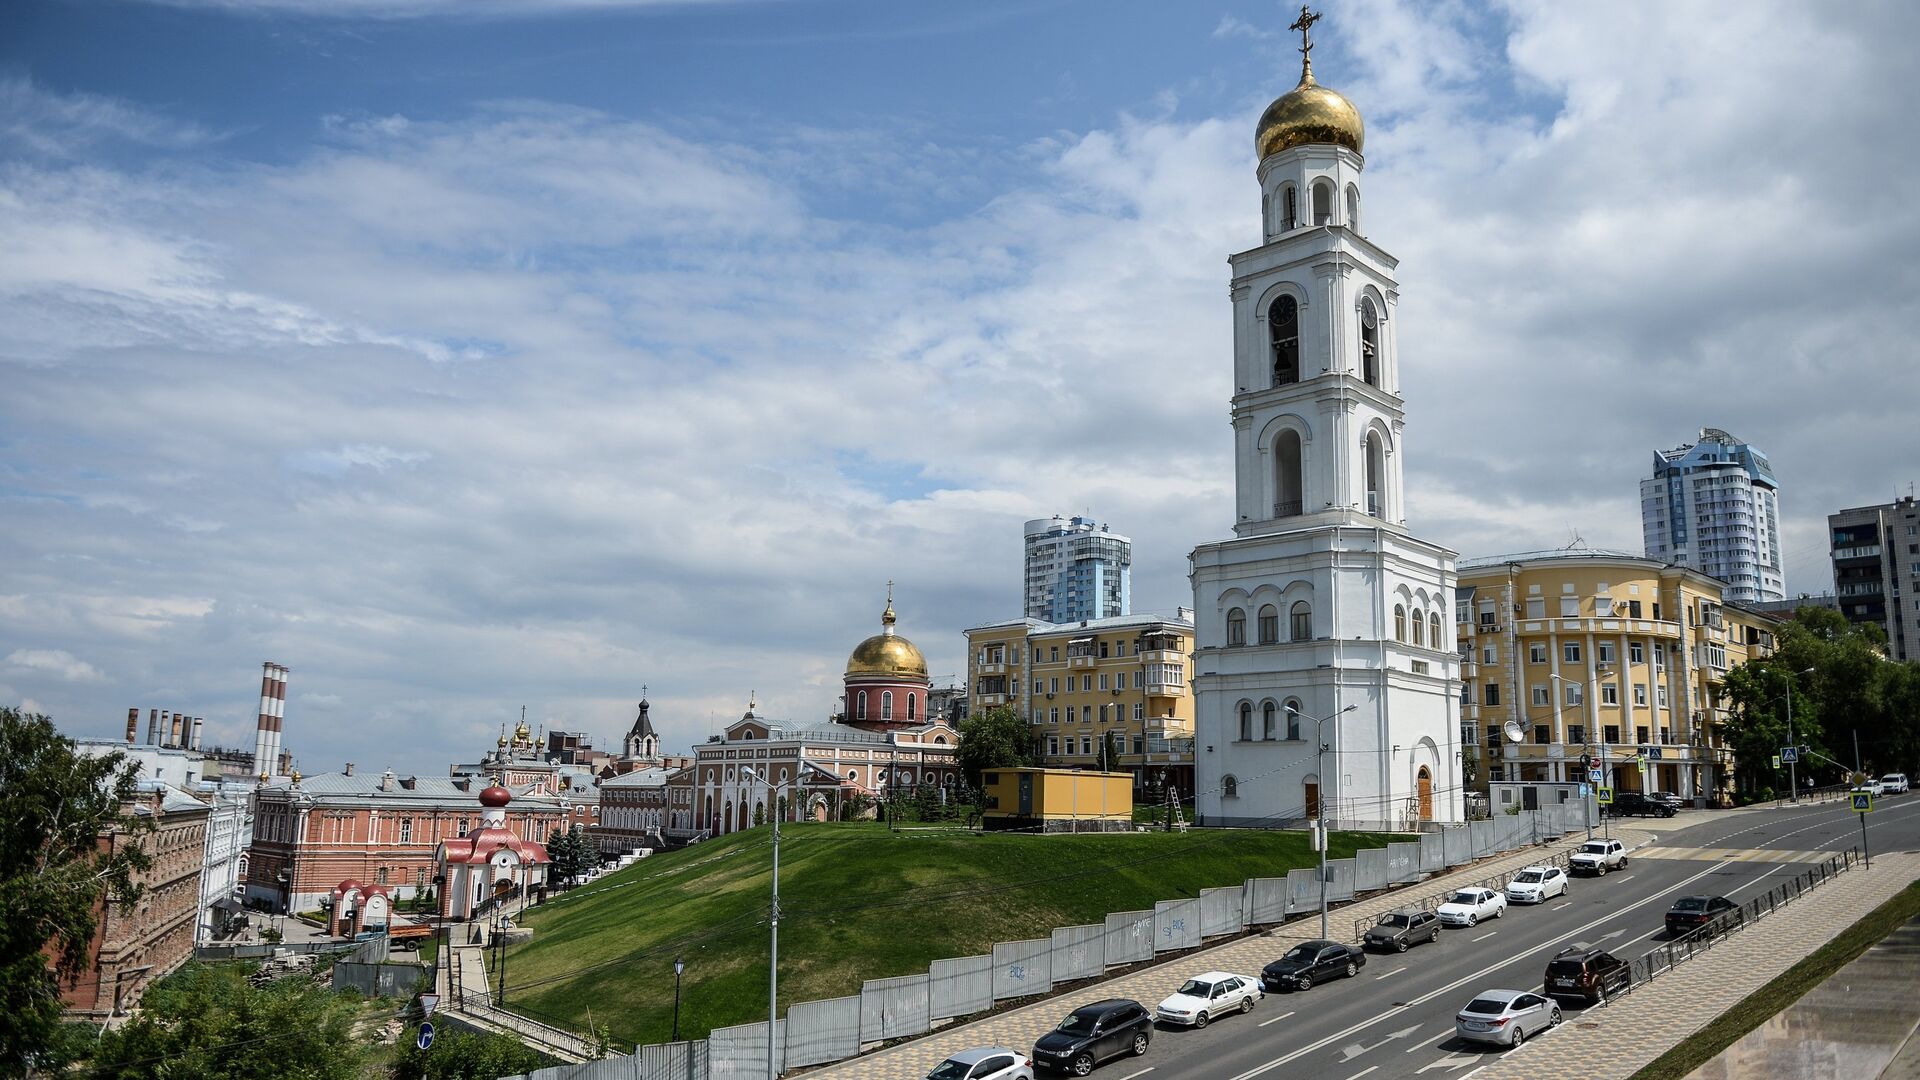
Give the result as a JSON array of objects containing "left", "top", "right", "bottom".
[
  {"left": 1303, "top": 775, "right": 1321, "bottom": 819},
  {"left": 1417, "top": 767, "right": 1434, "bottom": 821}
]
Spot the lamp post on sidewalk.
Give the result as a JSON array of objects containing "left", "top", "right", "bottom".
[
  {"left": 1288, "top": 703, "right": 1356, "bottom": 939},
  {"left": 742, "top": 767, "right": 781, "bottom": 1080},
  {"left": 1770, "top": 667, "right": 1816, "bottom": 802},
  {"left": 671, "top": 956, "right": 686, "bottom": 1042}
]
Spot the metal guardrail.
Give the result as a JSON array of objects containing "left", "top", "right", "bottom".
[
  {"left": 1614, "top": 847, "right": 1857, "bottom": 998},
  {"left": 1768, "top": 785, "right": 1851, "bottom": 809},
  {"left": 1352, "top": 849, "right": 1573, "bottom": 943}
]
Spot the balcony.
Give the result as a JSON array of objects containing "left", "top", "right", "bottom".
[
  {"left": 1460, "top": 702, "right": 1481, "bottom": 721},
  {"left": 1067, "top": 654, "right": 1097, "bottom": 670},
  {"left": 976, "top": 662, "right": 1006, "bottom": 676},
  {"left": 1457, "top": 656, "right": 1478, "bottom": 678},
  {"left": 1274, "top": 499, "right": 1304, "bottom": 519},
  {"left": 1140, "top": 649, "right": 1183, "bottom": 665},
  {"left": 977, "top": 693, "right": 1009, "bottom": 707},
  {"left": 1145, "top": 680, "right": 1184, "bottom": 697}
]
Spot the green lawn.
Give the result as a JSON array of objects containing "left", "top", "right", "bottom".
[{"left": 499, "top": 822, "right": 1402, "bottom": 1047}]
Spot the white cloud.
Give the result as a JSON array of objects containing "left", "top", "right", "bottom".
[
  {"left": 1, "top": 76, "right": 218, "bottom": 159},
  {"left": 2, "top": 1, "right": 1915, "bottom": 771},
  {"left": 5, "top": 649, "right": 106, "bottom": 683}
]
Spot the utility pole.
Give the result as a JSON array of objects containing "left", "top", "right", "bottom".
[
  {"left": 1291, "top": 704, "right": 1356, "bottom": 939},
  {"left": 744, "top": 768, "right": 781, "bottom": 1080}
]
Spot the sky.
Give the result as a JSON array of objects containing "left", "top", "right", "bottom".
[{"left": 4, "top": 0, "right": 1917, "bottom": 777}]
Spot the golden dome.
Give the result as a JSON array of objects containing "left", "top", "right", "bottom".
[
  {"left": 846, "top": 632, "right": 928, "bottom": 680},
  {"left": 1256, "top": 64, "right": 1364, "bottom": 160}
]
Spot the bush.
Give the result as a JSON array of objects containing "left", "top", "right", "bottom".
[{"left": 391, "top": 1025, "right": 549, "bottom": 1080}]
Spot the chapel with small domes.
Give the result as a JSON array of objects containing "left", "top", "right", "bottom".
[{"left": 841, "top": 583, "right": 933, "bottom": 728}]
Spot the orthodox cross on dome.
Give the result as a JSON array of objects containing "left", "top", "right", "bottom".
[
  {"left": 1290, "top": 5, "right": 1322, "bottom": 79},
  {"left": 882, "top": 579, "right": 897, "bottom": 633}
]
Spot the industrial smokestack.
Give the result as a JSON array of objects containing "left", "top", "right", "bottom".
[
  {"left": 189, "top": 716, "right": 204, "bottom": 751},
  {"left": 168, "top": 711, "right": 185, "bottom": 748},
  {"left": 252, "top": 663, "right": 289, "bottom": 777},
  {"left": 126, "top": 708, "right": 139, "bottom": 744},
  {"left": 147, "top": 708, "right": 160, "bottom": 745}
]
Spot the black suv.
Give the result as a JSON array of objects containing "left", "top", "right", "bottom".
[
  {"left": 1363, "top": 910, "right": 1441, "bottom": 953},
  {"left": 1666, "top": 895, "right": 1744, "bottom": 938},
  {"left": 1543, "top": 942, "right": 1630, "bottom": 1003},
  {"left": 1031, "top": 999, "right": 1152, "bottom": 1076},
  {"left": 1605, "top": 791, "right": 1676, "bottom": 818},
  {"left": 1261, "top": 939, "right": 1366, "bottom": 991}
]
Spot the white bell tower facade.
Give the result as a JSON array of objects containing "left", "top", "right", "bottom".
[{"left": 1192, "top": 13, "right": 1461, "bottom": 831}]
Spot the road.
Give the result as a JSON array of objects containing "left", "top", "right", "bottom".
[{"left": 1067, "top": 794, "right": 1920, "bottom": 1080}]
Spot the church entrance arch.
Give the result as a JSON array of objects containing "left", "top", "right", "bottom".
[{"left": 1416, "top": 767, "right": 1434, "bottom": 821}]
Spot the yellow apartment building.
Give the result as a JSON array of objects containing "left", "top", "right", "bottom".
[
  {"left": 1456, "top": 550, "right": 1776, "bottom": 805},
  {"left": 965, "top": 612, "right": 1196, "bottom": 797},
  {"left": 978, "top": 768, "right": 1134, "bottom": 832}
]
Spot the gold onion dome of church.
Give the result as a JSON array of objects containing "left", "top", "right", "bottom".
[
  {"left": 1256, "top": 8, "right": 1363, "bottom": 160},
  {"left": 844, "top": 594, "right": 928, "bottom": 680}
]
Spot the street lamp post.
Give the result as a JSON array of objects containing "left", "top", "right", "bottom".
[
  {"left": 1549, "top": 668, "right": 1612, "bottom": 838},
  {"left": 671, "top": 956, "right": 686, "bottom": 1042},
  {"left": 1288, "top": 704, "right": 1357, "bottom": 940},
  {"left": 1772, "top": 667, "right": 1816, "bottom": 802},
  {"left": 742, "top": 768, "right": 781, "bottom": 1080}
]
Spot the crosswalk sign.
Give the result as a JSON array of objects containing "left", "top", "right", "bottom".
[
  {"left": 1781, "top": 746, "right": 1800, "bottom": 763},
  {"left": 1597, "top": 786, "right": 1614, "bottom": 805},
  {"left": 1851, "top": 792, "right": 1873, "bottom": 813}
]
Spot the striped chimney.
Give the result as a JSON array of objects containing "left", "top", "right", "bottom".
[
  {"left": 170, "top": 710, "right": 186, "bottom": 748},
  {"left": 252, "top": 663, "right": 289, "bottom": 777},
  {"left": 147, "top": 708, "right": 160, "bottom": 745},
  {"left": 125, "top": 707, "right": 139, "bottom": 744},
  {"left": 189, "top": 716, "right": 204, "bottom": 750}
]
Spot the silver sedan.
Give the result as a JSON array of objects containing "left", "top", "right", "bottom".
[{"left": 1455, "top": 988, "right": 1561, "bottom": 1048}]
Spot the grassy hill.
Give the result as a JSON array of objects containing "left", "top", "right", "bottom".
[{"left": 497, "top": 822, "right": 1401, "bottom": 1047}]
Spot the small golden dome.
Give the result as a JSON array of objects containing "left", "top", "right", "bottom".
[
  {"left": 1256, "top": 64, "right": 1364, "bottom": 160},
  {"left": 846, "top": 633, "right": 928, "bottom": 680}
]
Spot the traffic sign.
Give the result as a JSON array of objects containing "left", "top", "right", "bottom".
[
  {"left": 1597, "top": 786, "right": 1615, "bottom": 805},
  {"left": 1588, "top": 768, "right": 1604, "bottom": 784},
  {"left": 416, "top": 1023, "right": 435, "bottom": 1051},
  {"left": 1781, "top": 746, "right": 1800, "bottom": 764},
  {"left": 1851, "top": 792, "right": 1874, "bottom": 813},
  {"left": 1648, "top": 747, "right": 1664, "bottom": 761},
  {"left": 1578, "top": 783, "right": 1591, "bottom": 797},
  {"left": 418, "top": 993, "right": 439, "bottom": 1019}
]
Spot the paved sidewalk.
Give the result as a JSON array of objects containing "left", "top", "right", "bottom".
[
  {"left": 1684, "top": 915, "right": 1920, "bottom": 1080},
  {"left": 1469, "top": 850, "right": 1920, "bottom": 1080},
  {"left": 800, "top": 822, "right": 1663, "bottom": 1079}
]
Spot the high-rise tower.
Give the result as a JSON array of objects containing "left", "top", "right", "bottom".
[
  {"left": 1023, "top": 515, "right": 1131, "bottom": 622},
  {"left": 1191, "top": 10, "right": 1460, "bottom": 830},
  {"left": 1640, "top": 428, "right": 1785, "bottom": 602}
]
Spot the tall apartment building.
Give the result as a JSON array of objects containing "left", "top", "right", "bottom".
[
  {"left": 1829, "top": 494, "right": 1920, "bottom": 661},
  {"left": 1640, "top": 428, "right": 1785, "bottom": 603},
  {"left": 1455, "top": 549, "right": 1776, "bottom": 806},
  {"left": 1023, "top": 516, "right": 1131, "bottom": 622},
  {"left": 965, "top": 612, "right": 1195, "bottom": 796}
]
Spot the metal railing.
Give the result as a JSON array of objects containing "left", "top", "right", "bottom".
[
  {"left": 1612, "top": 848, "right": 1858, "bottom": 1000},
  {"left": 1353, "top": 849, "right": 1573, "bottom": 943}
]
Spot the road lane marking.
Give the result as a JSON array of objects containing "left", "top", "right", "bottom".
[
  {"left": 1471, "top": 931, "right": 1497, "bottom": 942},
  {"left": 1115, "top": 1069, "right": 1154, "bottom": 1080},
  {"left": 1615, "top": 874, "right": 1634, "bottom": 881},
  {"left": 1342, "top": 1067, "right": 1379, "bottom": 1080},
  {"left": 1374, "top": 967, "right": 1403, "bottom": 980},
  {"left": 1258, "top": 1010, "right": 1296, "bottom": 1027},
  {"left": 1221, "top": 858, "right": 1740, "bottom": 1080},
  {"left": 1406, "top": 1027, "right": 1456, "bottom": 1053}
]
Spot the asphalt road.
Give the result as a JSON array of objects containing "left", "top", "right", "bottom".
[{"left": 1060, "top": 794, "right": 1920, "bottom": 1080}]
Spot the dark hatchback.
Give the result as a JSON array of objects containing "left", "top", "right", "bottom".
[
  {"left": 1363, "top": 910, "right": 1441, "bottom": 953},
  {"left": 1543, "top": 943, "right": 1630, "bottom": 1003},
  {"left": 1666, "top": 895, "right": 1744, "bottom": 938},
  {"left": 1605, "top": 792, "right": 1677, "bottom": 818},
  {"left": 1261, "top": 939, "right": 1366, "bottom": 991},
  {"left": 1030, "top": 999, "right": 1151, "bottom": 1076}
]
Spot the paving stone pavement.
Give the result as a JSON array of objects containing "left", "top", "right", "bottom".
[
  {"left": 796, "top": 822, "right": 1664, "bottom": 1079},
  {"left": 1469, "top": 850, "right": 1920, "bottom": 1080}
]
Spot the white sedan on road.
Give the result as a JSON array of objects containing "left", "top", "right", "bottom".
[
  {"left": 1435, "top": 887, "right": 1507, "bottom": 927},
  {"left": 1504, "top": 865, "right": 1570, "bottom": 904},
  {"left": 1155, "top": 971, "right": 1262, "bottom": 1028}
]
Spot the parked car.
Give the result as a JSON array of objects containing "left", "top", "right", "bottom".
[
  {"left": 1031, "top": 1000, "right": 1152, "bottom": 1076},
  {"left": 1261, "top": 939, "right": 1366, "bottom": 992},
  {"left": 927, "top": 1048, "right": 1035, "bottom": 1080},
  {"left": 1455, "top": 988, "right": 1561, "bottom": 1048},
  {"left": 1882, "top": 774, "right": 1911, "bottom": 795},
  {"left": 1853, "top": 779, "right": 1886, "bottom": 797},
  {"left": 1605, "top": 791, "right": 1677, "bottom": 818},
  {"left": 1568, "top": 839, "right": 1628, "bottom": 876},
  {"left": 1543, "top": 943, "right": 1630, "bottom": 1003},
  {"left": 1364, "top": 910, "right": 1442, "bottom": 953},
  {"left": 1647, "top": 790, "right": 1688, "bottom": 810},
  {"left": 1666, "top": 895, "right": 1744, "bottom": 938},
  {"left": 1154, "top": 971, "right": 1262, "bottom": 1027},
  {"left": 1504, "top": 865, "right": 1570, "bottom": 904},
  {"left": 1436, "top": 887, "right": 1507, "bottom": 927}
]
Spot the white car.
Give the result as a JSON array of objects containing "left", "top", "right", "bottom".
[
  {"left": 1852, "top": 781, "right": 1886, "bottom": 798},
  {"left": 1436, "top": 887, "right": 1507, "bottom": 927},
  {"left": 1455, "top": 988, "right": 1561, "bottom": 1048},
  {"left": 925, "top": 1048, "right": 1034, "bottom": 1080},
  {"left": 1155, "top": 971, "right": 1262, "bottom": 1028},
  {"left": 1504, "top": 865, "right": 1569, "bottom": 904},
  {"left": 1568, "top": 839, "right": 1627, "bottom": 876},
  {"left": 1879, "top": 774, "right": 1909, "bottom": 795}
]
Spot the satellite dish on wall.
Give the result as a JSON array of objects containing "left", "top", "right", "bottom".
[{"left": 1502, "top": 720, "right": 1527, "bottom": 744}]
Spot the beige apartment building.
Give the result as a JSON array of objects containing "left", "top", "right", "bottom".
[
  {"left": 1456, "top": 550, "right": 1776, "bottom": 805},
  {"left": 965, "top": 612, "right": 1195, "bottom": 796}
]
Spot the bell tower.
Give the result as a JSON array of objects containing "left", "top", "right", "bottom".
[{"left": 1191, "top": 8, "right": 1460, "bottom": 832}]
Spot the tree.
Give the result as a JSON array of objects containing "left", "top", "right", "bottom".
[
  {"left": 92, "top": 962, "right": 365, "bottom": 1079},
  {"left": 1, "top": 707, "right": 151, "bottom": 1068},
  {"left": 391, "top": 1024, "right": 548, "bottom": 1080},
  {"left": 1097, "top": 730, "right": 1124, "bottom": 773},
  {"left": 544, "top": 825, "right": 595, "bottom": 888},
  {"left": 955, "top": 705, "right": 1035, "bottom": 787}
]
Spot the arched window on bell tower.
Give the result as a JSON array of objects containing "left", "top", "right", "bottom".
[
  {"left": 1312, "top": 180, "right": 1333, "bottom": 226},
  {"left": 1282, "top": 185, "right": 1298, "bottom": 231},
  {"left": 1274, "top": 429, "right": 1304, "bottom": 519},
  {"left": 856, "top": 691, "right": 868, "bottom": 722},
  {"left": 1360, "top": 298, "right": 1380, "bottom": 386},
  {"left": 1365, "top": 432, "right": 1387, "bottom": 518},
  {"left": 1270, "top": 295, "right": 1300, "bottom": 386},
  {"left": 1345, "top": 184, "right": 1360, "bottom": 232}
]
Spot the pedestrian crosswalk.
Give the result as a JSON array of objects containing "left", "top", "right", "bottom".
[{"left": 1631, "top": 845, "right": 1830, "bottom": 863}]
